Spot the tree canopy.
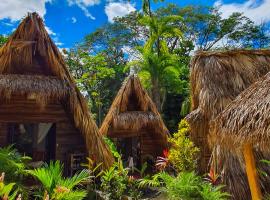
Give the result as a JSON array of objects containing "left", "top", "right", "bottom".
[{"left": 63, "top": 3, "right": 270, "bottom": 131}]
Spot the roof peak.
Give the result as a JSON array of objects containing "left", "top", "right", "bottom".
[{"left": 0, "top": 12, "right": 66, "bottom": 77}]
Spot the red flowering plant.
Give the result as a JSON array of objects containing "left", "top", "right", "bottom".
[
  {"left": 205, "top": 147, "right": 222, "bottom": 186},
  {"left": 155, "top": 149, "right": 170, "bottom": 171}
]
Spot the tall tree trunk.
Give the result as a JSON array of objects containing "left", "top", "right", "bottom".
[{"left": 151, "top": 78, "right": 161, "bottom": 111}]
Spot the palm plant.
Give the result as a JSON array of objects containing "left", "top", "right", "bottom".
[
  {"left": 136, "top": 11, "right": 184, "bottom": 111},
  {"left": 27, "top": 161, "right": 90, "bottom": 200}
]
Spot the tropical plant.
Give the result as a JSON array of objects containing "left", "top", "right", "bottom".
[
  {"left": 136, "top": 13, "right": 185, "bottom": 111},
  {"left": 168, "top": 119, "right": 199, "bottom": 172},
  {"left": 155, "top": 149, "right": 170, "bottom": 171},
  {"left": 0, "top": 146, "right": 30, "bottom": 198},
  {"left": 0, "top": 146, "right": 30, "bottom": 183},
  {"left": 103, "top": 137, "right": 120, "bottom": 159},
  {"left": 27, "top": 161, "right": 90, "bottom": 200},
  {"left": 100, "top": 159, "right": 142, "bottom": 200},
  {"left": 200, "top": 184, "right": 229, "bottom": 200},
  {"left": 139, "top": 171, "right": 229, "bottom": 200},
  {"left": 100, "top": 159, "right": 128, "bottom": 200},
  {"left": 0, "top": 173, "right": 19, "bottom": 200}
]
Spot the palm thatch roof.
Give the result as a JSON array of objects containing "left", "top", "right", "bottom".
[
  {"left": 186, "top": 49, "right": 270, "bottom": 200},
  {"left": 210, "top": 71, "right": 270, "bottom": 153},
  {"left": 100, "top": 75, "right": 168, "bottom": 146},
  {"left": 0, "top": 13, "right": 114, "bottom": 169}
]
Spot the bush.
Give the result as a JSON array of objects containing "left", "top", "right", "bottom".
[
  {"left": 168, "top": 119, "right": 199, "bottom": 172},
  {"left": 139, "top": 171, "right": 229, "bottom": 200},
  {"left": 100, "top": 159, "right": 142, "bottom": 200}
]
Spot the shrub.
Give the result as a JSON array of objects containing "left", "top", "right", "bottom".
[
  {"left": 103, "top": 137, "right": 120, "bottom": 159},
  {"left": 168, "top": 119, "right": 199, "bottom": 172},
  {"left": 100, "top": 159, "right": 142, "bottom": 200},
  {"left": 139, "top": 171, "right": 229, "bottom": 200}
]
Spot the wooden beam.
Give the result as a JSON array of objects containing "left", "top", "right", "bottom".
[{"left": 243, "top": 143, "right": 262, "bottom": 200}]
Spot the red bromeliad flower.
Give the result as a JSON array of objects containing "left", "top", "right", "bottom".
[
  {"left": 155, "top": 149, "right": 169, "bottom": 171},
  {"left": 163, "top": 149, "right": 169, "bottom": 158},
  {"left": 205, "top": 167, "right": 220, "bottom": 185}
]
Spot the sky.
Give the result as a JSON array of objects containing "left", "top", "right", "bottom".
[{"left": 0, "top": 0, "right": 269, "bottom": 49}]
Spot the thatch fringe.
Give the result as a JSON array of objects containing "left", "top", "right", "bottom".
[
  {"left": 186, "top": 49, "right": 270, "bottom": 199},
  {"left": 100, "top": 75, "right": 168, "bottom": 146},
  {"left": 0, "top": 13, "right": 114, "bottom": 169},
  {"left": 209, "top": 71, "right": 270, "bottom": 153},
  {"left": 0, "top": 74, "right": 68, "bottom": 108},
  {"left": 113, "top": 111, "right": 161, "bottom": 132}
]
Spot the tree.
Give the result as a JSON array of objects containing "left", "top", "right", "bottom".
[
  {"left": 0, "top": 35, "right": 7, "bottom": 47},
  {"left": 131, "top": 2, "right": 187, "bottom": 112},
  {"left": 157, "top": 4, "right": 270, "bottom": 51},
  {"left": 64, "top": 49, "right": 116, "bottom": 126}
]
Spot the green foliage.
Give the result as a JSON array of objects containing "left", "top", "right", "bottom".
[
  {"left": 27, "top": 161, "right": 90, "bottom": 200},
  {"left": 168, "top": 120, "right": 199, "bottom": 172},
  {"left": 0, "top": 173, "right": 18, "bottom": 200},
  {"left": 103, "top": 137, "right": 120, "bottom": 159},
  {"left": 200, "top": 184, "right": 229, "bottom": 200},
  {"left": 100, "top": 159, "right": 142, "bottom": 200},
  {"left": 0, "top": 146, "right": 30, "bottom": 182},
  {"left": 139, "top": 171, "right": 229, "bottom": 200},
  {"left": 0, "top": 35, "right": 8, "bottom": 47},
  {"left": 0, "top": 146, "right": 30, "bottom": 198}
]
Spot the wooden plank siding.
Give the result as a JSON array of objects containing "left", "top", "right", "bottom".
[
  {"left": 0, "top": 123, "right": 7, "bottom": 147},
  {"left": 0, "top": 95, "right": 87, "bottom": 168},
  {"left": 0, "top": 96, "right": 66, "bottom": 123}
]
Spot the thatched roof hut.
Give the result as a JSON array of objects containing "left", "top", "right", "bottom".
[
  {"left": 0, "top": 13, "right": 114, "bottom": 169},
  {"left": 210, "top": 71, "right": 270, "bottom": 153},
  {"left": 186, "top": 49, "right": 270, "bottom": 199},
  {"left": 210, "top": 71, "right": 270, "bottom": 200},
  {"left": 100, "top": 75, "right": 168, "bottom": 166}
]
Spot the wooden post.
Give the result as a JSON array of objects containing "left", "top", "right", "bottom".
[{"left": 243, "top": 143, "right": 262, "bottom": 200}]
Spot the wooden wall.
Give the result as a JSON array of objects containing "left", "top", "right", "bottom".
[
  {"left": 0, "top": 123, "right": 7, "bottom": 147},
  {"left": 0, "top": 95, "right": 87, "bottom": 167},
  {"left": 141, "top": 130, "right": 164, "bottom": 161}
]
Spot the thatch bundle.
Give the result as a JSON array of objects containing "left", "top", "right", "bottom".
[
  {"left": 210, "top": 71, "right": 270, "bottom": 153},
  {"left": 100, "top": 75, "right": 168, "bottom": 146},
  {"left": 113, "top": 111, "right": 161, "bottom": 132},
  {"left": 0, "top": 13, "right": 114, "bottom": 169},
  {"left": 186, "top": 50, "right": 270, "bottom": 199}
]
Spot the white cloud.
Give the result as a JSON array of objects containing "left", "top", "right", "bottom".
[
  {"left": 105, "top": 2, "right": 136, "bottom": 23},
  {"left": 0, "top": 0, "right": 51, "bottom": 21},
  {"left": 215, "top": 0, "right": 270, "bottom": 24},
  {"left": 45, "top": 26, "right": 56, "bottom": 36},
  {"left": 67, "top": 0, "right": 100, "bottom": 20},
  {"left": 71, "top": 17, "right": 77, "bottom": 23}
]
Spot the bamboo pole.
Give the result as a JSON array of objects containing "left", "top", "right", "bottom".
[{"left": 243, "top": 143, "right": 262, "bottom": 200}]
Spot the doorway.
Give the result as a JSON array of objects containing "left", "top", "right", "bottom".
[{"left": 117, "top": 137, "right": 141, "bottom": 168}]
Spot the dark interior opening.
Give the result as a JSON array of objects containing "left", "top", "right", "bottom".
[
  {"left": 117, "top": 137, "right": 141, "bottom": 168},
  {"left": 8, "top": 123, "right": 56, "bottom": 163}
]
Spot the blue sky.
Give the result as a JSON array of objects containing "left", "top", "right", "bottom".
[{"left": 0, "top": 0, "right": 269, "bottom": 48}]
